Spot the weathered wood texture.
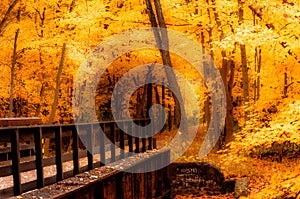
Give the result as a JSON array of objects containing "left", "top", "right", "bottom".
[
  {"left": 0, "top": 119, "right": 155, "bottom": 197},
  {"left": 0, "top": 117, "right": 42, "bottom": 127},
  {"left": 10, "top": 149, "right": 171, "bottom": 199}
]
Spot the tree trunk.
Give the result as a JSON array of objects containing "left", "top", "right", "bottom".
[
  {"left": 283, "top": 71, "right": 294, "bottom": 99},
  {"left": 34, "top": 3, "right": 47, "bottom": 117},
  {"left": 208, "top": 0, "right": 234, "bottom": 143},
  {"left": 153, "top": 85, "right": 161, "bottom": 104},
  {"left": 257, "top": 48, "right": 261, "bottom": 100},
  {"left": 200, "top": 30, "right": 211, "bottom": 126},
  {"left": 48, "top": 42, "right": 67, "bottom": 124},
  {"left": 146, "top": 66, "right": 153, "bottom": 118},
  {"left": 145, "top": 0, "right": 188, "bottom": 134},
  {"left": 9, "top": 28, "right": 20, "bottom": 117},
  {"left": 238, "top": 0, "right": 249, "bottom": 121}
]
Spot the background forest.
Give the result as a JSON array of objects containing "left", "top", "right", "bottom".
[{"left": 1, "top": 0, "right": 300, "bottom": 198}]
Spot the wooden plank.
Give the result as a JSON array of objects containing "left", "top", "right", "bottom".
[
  {"left": 0, "top": 117, "right": 41, "bottom": 127},
  {"left": 163, "top": 150, "right": 171, "bottom": 192},
  {"left": 55, "top": 126, "right": 63, "bottom": 181},
  {"left": 156, "top": 160, "right": 163, "bottom": 196},
  {"left": 95, "top": 181, "right": 104, "bottom": 199},
  {"left": 73, "top": 186, "right": 94, "bottom": 199},
  {"left": 121, "top": 173, "right": 133, "bottom": 199},
  {"left": 133, "top": 172, "right": 145, "bottom": 199},
  {"left": 34, "top": 127, "right": 44, "bottom": 188},
  {"left": 103, "top": 177, "right": 116, "bottom": 199},
  {"left": 115, "top": 173, "right": 123, "bottom": 199},
  {"left": 151, "top": 160, "right": 157, "bottom": 198},
  {"left": 11, "top": 129, "right": 21, "bottom": 195},
  {"left": 145, "top": 160, "right": 153, "bottom": 199}
]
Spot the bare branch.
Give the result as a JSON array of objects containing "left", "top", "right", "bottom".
[{"left": 0, "top": 0, "right": 20, "bottom": 35}]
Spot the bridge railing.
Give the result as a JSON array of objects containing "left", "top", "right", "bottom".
[
  {"left": 0, "top": 118, "right": 155, "bottom": 197},
  {"left": 11, "top": 149, "right": 171, "bottom": 199}
]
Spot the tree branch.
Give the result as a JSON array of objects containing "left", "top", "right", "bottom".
[{"left": 0, "top": 0, "right": 20, "bottom": 35}]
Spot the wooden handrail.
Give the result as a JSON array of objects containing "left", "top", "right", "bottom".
[{"left": 0, "top": 118, "right": 156, "bottom": 197}]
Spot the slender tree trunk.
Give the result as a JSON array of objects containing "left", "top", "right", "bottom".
[
  {"left": 34, "top": 3, "right": 47, "bottom": 117},
  {"left": 153, "top": 85, "right": 161, "bottom": 104},
  {"left": 254, "top": 47, "right": 261, "bottom": 101},
  {"left": 138, "top": 87, "right": 147, "bottom": 118},
  {"left": 283, "top": 72, "right": 288, "bottom": 98},
  {"left": 145, "top": 0, "right": 188, "bottom": 134},
  {"left": 253, "top": 12, "right": 258, "bottom": 101},
  {"left": 200, "top": 30, "right": 211, "bottom": 126},
  {"left": 9, "top": 28, "right": 20, "bottom": 117},
  {"left": 146, "top": 66, "right": 153, "bottom": 118},
  {"left": 257, "top": 48, "right": 261, "bottom": 100},
  {"left": 238, "top": 0, "right": 249, "bottom": 121},
  {"left": 48, "top": 42, "right": 67, "bottom": 124},
  {"left": 283, "top": 71, "right": 294, "bottom": 98},
  {"left": 207, "top": 0, "right": 234, "bottom": 143},
  {"left": 224, "top": 59, "right": 235, "bottom": 143}
]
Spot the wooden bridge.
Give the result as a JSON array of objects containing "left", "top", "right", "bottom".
[{"left": 0, "top": 118, "right": 170, "bottom": 198}]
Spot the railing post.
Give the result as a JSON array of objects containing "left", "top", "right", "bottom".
[
  {"left": 87, "top": 124, "right": 94, "bottom": 170},
  {"left": 110, "top": 122, "right": 116, "bottom": 162},
  {"left": 119, "top": 121, "right": 125, "bottom": 159},
  {"left": 11, "top": 129, "right": 21, "bottom": 195},
  {"left": 72, "top": 125, "right": 80, "bottom": 175},
  {"left": 55, "top": 126, "right": 63, "bottom": 181},
  {"left": 141, "top": 120, "right": 147, "bottom": 152},
  {"left": 148, "top": 118, "right": 153, "bottom": 150},
  {"left": 34, "top": 127, "right": 44, "bottom": 188},
  {"left": 135, "top": 120, "right": 140, "bottom": 153},
  {"left": 128, "top": 121, "right": 133, "bottom": 153}
]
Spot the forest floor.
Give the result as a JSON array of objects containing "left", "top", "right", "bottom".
[
  {"left": 155, "top": 99, "right": 300, "bottom": 199},
  {"left": 155, "top": 129, "right": 300, "bottom": 199}
]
